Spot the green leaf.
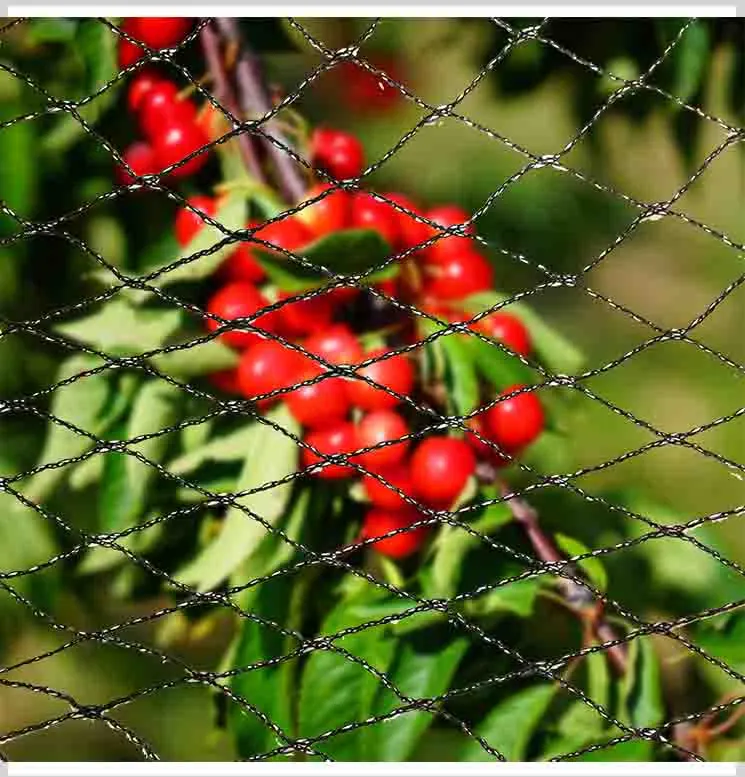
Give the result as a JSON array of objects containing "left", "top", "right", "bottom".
[
  {"left": 27, "top": 18, "right": 79, "bottom": 43},
  {"left": 228, "top": 574, "right": 297, "bottom": 758},
  {"left": 440, "top": 334, "right": 480, "bottom": 415},
  {"left": 150, "top": 337, "right": 239, "bottom": 378},
  {"left": 82, "top": 381, "right": 181, "bottom": 572},
  {"left": 466, "top": 336, "right": 536, "bottom": 392},
  {"left": 555, "top": 533, "right": 608, "bottom": 592},
  {"left": 54, "top": 299, "right": 183, "bottom": 357},
  {"left": 175, "top": 405, "right": 300, "bottom": 591},
  {"left": 155, "top": 193, "right": 248, "bottom": 286},
  {"left": 673, "top": 22, "right": 710, "bottom": 104},
  {"left": 464, "top": 292, "right": 584, "bottom": 375},
  {"left": 297, "top": 588, "right": 401, "bottom": 759},
  {"left": 462, "top": 684, "right": 556, "bottom": 761},
  {"left": 423, "top": 502, "right": 513, "bottom": 599},
  {"left": 465, "top": 577, "right": 541, "bottom": 619},
  {"left": 368, "top": 638, "right": 468, "bottom": 761},
  {"left": 25, "top": 355, "right": 112, "bottom": 502},
  {"left": 620, "top": 637, "right": 664, "bottom": 730},
  {"left": 256, "top": 228, "right": 391, "bottom": 288},
  {"left": 44, "top": 20, "right": 120, "bottom": 151},
  {"left": 167, "top": 422, "right": 257, "bottom": 475},
  {"left": 690, "top": 612, "right": 745, "bottom": 675}
]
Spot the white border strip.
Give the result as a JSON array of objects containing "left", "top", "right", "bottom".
[
  {"left": 3, "top": 766, "right": 742, "bottom": 776},
  {"left": 5, "top": 6, "right": 739, "bottom": 17}
]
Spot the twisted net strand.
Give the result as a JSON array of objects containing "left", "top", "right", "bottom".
[{"left": 0, "top": 16, "right": 743, "bottom": 763}]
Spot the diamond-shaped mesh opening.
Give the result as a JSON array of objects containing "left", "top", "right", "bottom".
[{"left": 0, "top": 15, "right": 743, "bottom": 764}]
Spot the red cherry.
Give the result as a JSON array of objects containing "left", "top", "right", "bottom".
[
  {"left": 351, "top": 192, "right": 400, "bottom": 247},
  {"left": 465, "top": 415, "right": 511, "bottom": 466},
  {"left": 208, "top": 368, "right": 240, "bottom": 395},
  {"left": 362, "top": 508, "right": 428, "bottom": 559},
  {"left": 236, "top": 339, "right": 307, "bottom": 406},
  {"left": 286, "top": 373, "right": 350, "bottom": 429},
  {"left": 384, "top": 193, "right": 432, "bottom": 252},
  {"left": 276, "top": 290, "right": 334, "bottom": 338},
  {"left": 197, "top": 102, "right": 227, "bottom": 142},
  {"left": 305, "top": 324, "right": 363, "bottom": 367},
  {"left": 410, "top": 436, "right": 476, "bottom": 507},
  {"left": 206, "top": 282, "right": 277, "bottom": 350},
  {"left": 116, "top": 141, "right": 160, "bottom": 185},
  {"left": 327, "top": 286, "right": 360, "bottom": 307},
  {"left": 153, "top": 121, "right": 209, "bottom": 178},
  {"left": 485, "top": 385, "right": 545, "bottom": 452},
  {"left": 347, "top": 347, "right": 415, "bottom": 411},
  {"left": 311, "top": 127, "right": 365, "bottom": 180},
  {"left": 218, "top": 221, "right": 266, "bottom": 285},
  {"left": 423, "top": 250, "right": 494, "bottom": 301},
  {"left": 426, "top": 204, "right": 476, "bottom": 260},
  {"left": 355, "top": 410, "right": 409, "bottom": 471},
  {"left": 362, "top": 462, "right": 417, "bottom": 511},
  {"left": 474, "top": 312, "right": 532, "bottom": 357},
  {"left": 302, "top": 422, "right": 358, "bottom": 479},
  {"left": 253, "top": 216, "right": 313, "bottom": 258},
  {"left": 118, "top": 38, "right": 145, "bottom": 69},
  {"left": 124, "top": 17, "right": 192, "bottom": 50},
  {"left": 127, "top": 67, "right": 165, "bottom": 113},
  {"left": 297, "top": 183, "right": 351, "bottom": 238},
  {"left": 138, "top": 81, "right": 197, "bottom": 139},
  {"left": 329, "top": 57, "right": 405, "bottom": 114},
  {"left": 175, "top": 195, "right": 217, "bottom": 246}
]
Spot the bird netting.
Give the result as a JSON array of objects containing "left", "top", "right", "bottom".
[{"left": 0, "top": 15, "right": 743, "bottom": 763}]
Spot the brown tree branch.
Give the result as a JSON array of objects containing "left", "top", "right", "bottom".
[
  {"left": 494, "top": 478, "right": 629, "bottom": 674},
  {"left": 199, "top": 22, "right": 264, "bottom": 182},
  {"left": 214, "top": 17, "right": 307, "bottom": 204}
]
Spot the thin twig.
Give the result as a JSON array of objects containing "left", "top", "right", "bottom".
[
  {"left": 214, "top": 17, "right": 307, "bottom": 204},
  {"left": 495, "top": 478, "right": 629, "bottom": 674},
  {"left": 199, "top": 21, "right": 264, "bottom": 181}
]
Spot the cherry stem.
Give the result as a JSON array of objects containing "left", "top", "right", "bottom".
[
  {"left": 199, "top": 22, "right": 264, "bottom": 182},
  {"left": 214, "top": 17, "right": 307, "bottom": 205},
  {"left": 496, "top": 480, "right": 629, "bottom": 675}
]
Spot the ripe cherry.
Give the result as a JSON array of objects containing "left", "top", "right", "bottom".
[
  {"left": 118, "top": 38, "right": 145, "bottom": 69},
  {"left": 311, "top": 127, "right": 364, "bottom": 180},
  {"left": 138, "top": 81, "right": 196, "bottom": 139},
  {"left": 127, "top": 67, "right": 165, "bottom": 113},
  {"left": 465, "top": 415, "right": 510, "bottom": 466},
  {"left": 253, "top": 216, "right": 313, "bottom": 258},
  {"left": 206, "top": 282, "right": 277, "bottom": 350},
  {"left": 347, "top": 347, "right": 415, "bottom": 411},
  {"left": 384, "top": 193, "right": 432, "bottom": 252},
  {"left": 362, "top": 508, "right": 428, "bottom": 559},
  {"left": 208, "top": 368, "right": 240, "bottom": 395},
  {"left": 305, "top": 324, "right": 363, "bottom": 367},
  {"left": 153, "top": 121, "right": 210, "bottom": 178},
  {"left": 237, "top": 339, "right": 308, "bottom": 406},
  {"left": 175, "top": 195, "right": 217, "bottom": 246},
  {"left": 474, "top": 312, "right": 532, "bottom": 357},
  {"left": 485, "top": 385, "right": 545, "bottom": 452},
  {"left": 426, "top": 204, "right": 475, "bottom": 259},
  {"left": 354, "top": 410, "right": 409, "bottom": 471},
  {"left": 297, "top": 183, "right": 351, "bottom": 238},
  {"left": 362, "top": 462, "right": 417, "bottom": 511},
  {"left": 410, "top": 436, "right": 476, "bottom": 507},
  {"left": 302, "top": 422, "right": 358, "bottom": 479},
  {"left": 116, "top": 141, "right": 160, "bottom": 185},
  {"left": 334, "top": 57, "right": 405, "bottom": 113},
  {"left": 286, "top": 373, "right": 350, "bottom": 429},
  {"left": 423, "top": 250, "right": 494, "bottom": 301},
  {"left": 218, "top": 222, "right": 267, "bottom": 285},
  {"left": 351, "top": 192, "right": 400, "bottom": 247},
  {"left": 124, "top": 17, "right": 192, "bottom": 50},
  {"left": 276, "top": 290, "right": 334, "bottom": 337}
]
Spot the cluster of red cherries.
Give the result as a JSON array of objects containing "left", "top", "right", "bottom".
[
  {"left": 115, "top": 18, "right": 212, "bottom": 184},
  {"left": 118, "top": 19, "right": 545, "bottom": 561}
]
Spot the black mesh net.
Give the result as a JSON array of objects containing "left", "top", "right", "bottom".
[{"left": 0, "top": 15, "right": 743, "bottom": 763}]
